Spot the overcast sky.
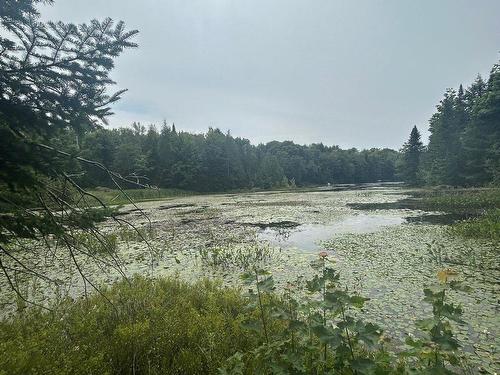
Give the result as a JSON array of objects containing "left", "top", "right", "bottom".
[{"left": 43, "top": 0, "right": 500, "bottom": 149}]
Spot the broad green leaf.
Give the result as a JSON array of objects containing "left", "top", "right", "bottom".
[
  {"left": 355, "top": 321, "right": 382, "bottom": 348},
  {"left": 349, "top": 295, "right": 369, "bottom": 308},
  {"left": 311, "top": 324, "right": 342, "bottom": 347},
  {"left": 351, "top": 358, "right": 377, "bottom": 374},
  {"left": 257, "top": 276, "right": 275, "bottom": 292}
]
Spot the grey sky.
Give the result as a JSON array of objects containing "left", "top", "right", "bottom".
[{"left": 43, "top": 0, "right": 500, "bottom": 149}]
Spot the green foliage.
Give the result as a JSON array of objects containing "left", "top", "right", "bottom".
[
  {"left": 402, "top": 274, "right": 470, "bottom": 373},
  {"left": 462, "top": 67, "right": 500, "bottom": 185},
  {"left": 418, "top": 62, "right": 500, "bottom": 187},
  {"left": 0, "top": 258, "right": 474, "bottom": 374},
  {"left": 424, "top": 89, "right": 465, "bottom": 186},
  {"left": 0, "top": 0, "right": 138, "bottom": 279},
  {"left": 73, "top": 231, "right": 118, "bottom": 255},
  {"left": 223, "top": 257, "right": 392, "bottom": 374},
  {"left": 88, "top": 187, "right": 193, "bottom": 205},
  {"left": 409, "top": 188, "right": 500, "bottom": 214},
  {"left": 409, "top": 188, "right": 500, "bottom": 240},
  {"left": 450, "top": 209, "right": 500, "bottom": 241},
  {"left": 72, "top": 125, "right": 400, "bottom": 192},
  {"left": 114, "top": 226, "right": 155, "bottom": 244},
  {"left": 198, "top": 245, "right": 275, "bottom": 270},
  {"left": 398, "top": 126, "right": 424, "bottom": 186},
  {"left": 0, "top": 277, "right": 258, "bottom": 375}
]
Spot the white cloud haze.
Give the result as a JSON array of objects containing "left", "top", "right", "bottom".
[{"left": 43, "top": 0, "right": 500, "bottom": 149}]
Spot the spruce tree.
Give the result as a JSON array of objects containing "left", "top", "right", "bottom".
[
  {"left": 463, "top": 63, "right": 500, "bottom": 185},
  {"left": 0, "top": 0, "right": 138, "bottom": 298},
  {"left": 398, "top": 126, "right": 424, "bottom": 185},
  {"left": 424, "top": 89, "right": 465, "bottom": 185}
]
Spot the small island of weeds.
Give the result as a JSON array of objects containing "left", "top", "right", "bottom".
[{"left": 411, "top": 188, "right": 500, "bottom": 242}]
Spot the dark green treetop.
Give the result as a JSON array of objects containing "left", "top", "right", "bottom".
[{"left": 398, "top": 126, "right": 424, "bottom": 185}]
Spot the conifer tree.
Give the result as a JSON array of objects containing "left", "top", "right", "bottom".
[
  {"left": 462, "top": 63, "right": 500, "bottom": 185},
  {"left": 0, "top": 0, "right": 138, "bottom": 296},
  {"left": 424, "top": 89, "right": 464, "bottom": 185},
  {"left": 398, "top": 126, "right": 424, "bottom": 185}
]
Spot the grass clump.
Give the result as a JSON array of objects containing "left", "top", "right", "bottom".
[
  {"left": 410, "top": 188, "right": 500, "bottom": 241},
  {"left": 73, "top": 231, "right": 118, "bottom": 255},
  {"left": 88, "top": 187, "right": 194, "bottom": 205},
  {"left": 115, "top": 226, "right": 156, "bottom": 243},
  {"left": 450, "top": 208, "right": 500, "bottom": 241},
  {"left": 410, "top": 188, "right": 500, "bottom": 213},
  {"left": 198, "top": 244, "right": 275, "bottom": 270},
  {"left": 0, "top": 277, "right": 258, "bottom": 375}
]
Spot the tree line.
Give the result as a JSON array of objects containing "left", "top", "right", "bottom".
[
  {"left": 64, "top": 124, "right": 399, "bottom": 192},
  {"left": 64, "top": 59, "right": 500, "bottom": 193},
  {"left": 398, "top": 62, "right": 500, "bottom": 186}
]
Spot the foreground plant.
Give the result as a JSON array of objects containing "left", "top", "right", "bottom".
[
  {"left": 0, "top": 258, "right": 476, "bottom": 374},
  {"left": 402, "top": 268, "right": 471, "bottom": 374},
  {"left": 221, "top": 253, "right": 393, "bottom": 374},
  {"left": 0, "top": 276, "right": 258, "bottom": 375}
]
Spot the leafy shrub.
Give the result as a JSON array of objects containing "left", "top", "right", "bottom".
[
  {"left": 0, "top": 259, "right": 472, "bottom": 375},
  {"left": 0, "top": 277, "right": 258, "bottom": 375}
]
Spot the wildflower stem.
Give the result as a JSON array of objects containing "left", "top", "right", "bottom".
[{"left": 255, "top": 269, "right": 269, "bottom": 344}]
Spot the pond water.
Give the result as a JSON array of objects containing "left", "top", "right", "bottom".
[
  {"left": 1, "top": 184, "right": 498, "bottom": 372},
  {"left": 258, "top": 213, "right": 407, "bottom": 251}
]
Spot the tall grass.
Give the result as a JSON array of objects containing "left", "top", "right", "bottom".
[
  {"left": 0, "top": 277, "right": 258, "bottom": 375},
  {"left": 411, "top": 188, "right": 500, "bottom": 240},
  {"left": 410, "top": 188, "right": 499, "bottom": 212},
  {"left": 88, "top": 187, "right": 194, "bottom": 205},
  {"left": 450, "top": 209, "right": 500, "bottom": 242}
]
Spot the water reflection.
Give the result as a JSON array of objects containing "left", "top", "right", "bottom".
[{"left": 258, "top": 214, "right": 406, "bottom": 251}]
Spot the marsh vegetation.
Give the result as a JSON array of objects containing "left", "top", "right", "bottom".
[
  {"left": 1, "top": 1, "right": 499, "bottom": 374},
  {"left": 1, "top": 185, "right": 498, "bottom": 373}
]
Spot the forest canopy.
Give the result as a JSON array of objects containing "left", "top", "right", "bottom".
[
  {"left": 398, "top": 63, "right": 500, "bottom": 187},
  {"left": 71, "top": 124, "right": 399, "bottom": 192}
]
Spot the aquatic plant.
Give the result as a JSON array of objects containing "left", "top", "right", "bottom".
[
  {"left": 115, "top": 226, "right": 156, "bottom": 243},
  {"left": 73, "top": 232, "right": 118, "bottom": 256},
  {"left": 1, "top": 187, "right": 496, "bottom": 370},
  {"left": 88, "top": 187, "right": 194, "bottom": 206},
  {"left": 0, "top": 260, "right": 478, "bottom": 374},
  {"left": 197, "top": 244, "right": 275, "bottom": 270},
  {"left": 450, "top": 209, "right": 500, "bottom": 242}
]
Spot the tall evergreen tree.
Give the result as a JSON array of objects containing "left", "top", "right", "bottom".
[
  {"left": 398, "top": 126, "right": 424, "bottom": 185},
  {"left": 462, "top": 63, "right": 500, "bottom": 185},
  {"left": 424, "top": 89, "right": 465, "bottom": 185}
]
